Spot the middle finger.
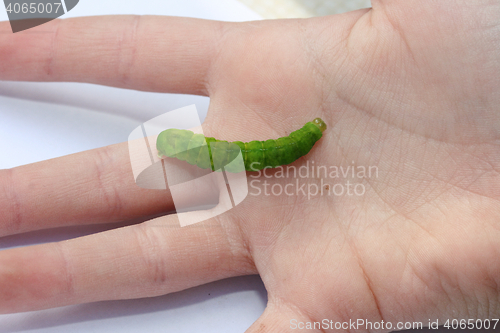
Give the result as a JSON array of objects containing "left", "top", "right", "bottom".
[{"left": 0, "top": 141, "right": 171, "bottom": 236}]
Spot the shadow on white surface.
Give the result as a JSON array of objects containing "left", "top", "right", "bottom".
[{"left": 0, "top": 81, "right": 211, "bottom": 125}]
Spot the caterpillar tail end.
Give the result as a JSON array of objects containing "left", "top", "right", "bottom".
[{"left": 312, "top": 118, "right": 327, "bottom": 133}]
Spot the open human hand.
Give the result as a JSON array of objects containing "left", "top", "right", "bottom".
[{"left": 0, "top": 0, "right": 499, "bottom": 331}]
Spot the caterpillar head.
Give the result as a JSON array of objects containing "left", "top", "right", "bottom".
[{"left": 312, "top": 118, "right": 327, "bottom": 133}]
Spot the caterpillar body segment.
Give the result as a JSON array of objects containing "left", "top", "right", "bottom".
[{"left": 156, "top": 118, "right": 326, "bottom": 172}]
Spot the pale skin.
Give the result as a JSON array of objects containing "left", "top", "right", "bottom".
[{"left": 0, "top": 0, "right": 499, "bottom": 331}]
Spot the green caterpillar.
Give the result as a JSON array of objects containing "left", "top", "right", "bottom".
[{"left": 156, "top": 118, "right": 326, "bottom": 172}]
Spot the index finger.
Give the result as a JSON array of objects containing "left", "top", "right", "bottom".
[{"left": 0, "top": 15, "right": 225, "bottom": 95}]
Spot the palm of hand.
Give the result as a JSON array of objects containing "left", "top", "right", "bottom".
[
  {"left": 0, "top": 0, "right": 498, "bottom": 330},
  {"left": 204, "top": 1, "right": 500, "bottom": 328}
]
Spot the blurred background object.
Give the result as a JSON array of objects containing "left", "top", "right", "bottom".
[{"left": 237, "top": 0, "right": 371, "bottom": 18}]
